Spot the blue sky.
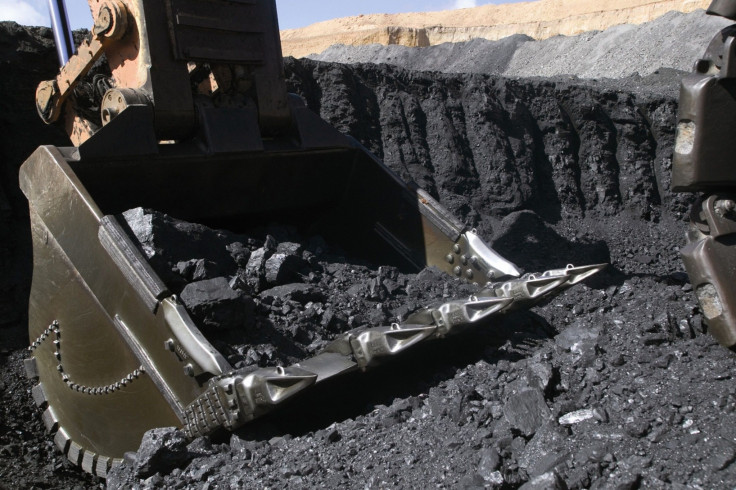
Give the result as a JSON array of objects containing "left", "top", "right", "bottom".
[{"left": 1, "top": 0, "right": 529, "bottom": 30}]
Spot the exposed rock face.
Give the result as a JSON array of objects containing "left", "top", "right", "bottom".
[
  {"left": 281, "top": 0, "right": 711, "bottom": 58},
  {"left": 0, "top": 22, "right": 70, "bottom": 347},
  {"left": 285, "top": 59, "right": 686, "bottom": 243}
]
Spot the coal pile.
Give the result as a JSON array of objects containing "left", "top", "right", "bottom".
[
  {"left": 107, "top": 266, "right": 736, "bottom": 489},
  {"left": 119, "top": 207, "right": 478, "bottom": 370}
]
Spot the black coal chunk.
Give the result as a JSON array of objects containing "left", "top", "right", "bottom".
[
  {"left": 503, "top": 389, "right": 552, "bottom": 437},
  {"left": 180, "top": 277, "right": 254, "bottom": 331}
]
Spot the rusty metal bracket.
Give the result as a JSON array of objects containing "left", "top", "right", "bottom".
[{"left": 35, "top": 0, "right": 128, "bottom": 125}]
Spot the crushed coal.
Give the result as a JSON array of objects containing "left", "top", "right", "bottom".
[{"left": 120, "top": 207, "right": 480, "bottom": 369}]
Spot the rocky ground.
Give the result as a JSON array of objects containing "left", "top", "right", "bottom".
[{"left": 2, "top": 17, "right": 736, "bottom": 490}]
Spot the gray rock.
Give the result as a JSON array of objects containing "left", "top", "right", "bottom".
[
  {"left": 230, "top": 434, "right": 259, "bottom": 455},
  {"left": 245, "top": 247, "right": 270, "bottom": 278},
  {"left": 192, "top": 259, "right": 220, "bottom": 281},
  {"left": 187, "top": 437, "right": 217, "bottom": 456},
  {"left": 554, "top": 323, "right": 600, "bottom": 351},
  {"left": 526, "top": 359, "right": 554, "bottom": 393},
  {"left": 134, "top": 428, "right": 191, "bottom": 478},
  {"left": 519, "top": 423, "right": 569, "bottom": 476},
  {"left": 503, "top": 389, "right": 552, "bottom": 437},
  {"left": 276, "top": 241, "right": 303, "bottom": 256},
  {"left": 174, "top": 259, "right": 197, "bottom": 281},
  {"left": 710, "top": 438, "right": 736, "bottom": 471},
  {"left": 180, "top": 277, "right": 252, "bottom": 330},
  {"left": 260, "top": 283, "right": 322, "bottom": 303},
  {"left": 559, "top": 408, "right": 596, "bottom": 425},
  {"left": 601, "top": 468, "right": 641, "bottom": 490},
  {"left": 321, "top": 308, "right": 348, "bottom": 331},
  {"left": 518, "top": 471, "right": 566, "bottom": 490},
  {"left": 478, "top": 447, "right": 501, "bottom": 481},
  {"left": 264, "top": 253, "right": 306, "bottom": 285},
  {"left": 226, "top": 241, "right": 251, "bottom": 267}
]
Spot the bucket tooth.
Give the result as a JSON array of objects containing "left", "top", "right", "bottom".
[
  {"left": 564, "top": 263, "right": 607, "bottom": 285},
  {"left": 434, "top": 297, "right": 514, "bottom": 335},
  {"left": 239, "top": 367, "right": 318, "bottom": 411},
  {"left": 95, "top": 456, "right": 112, "bottom": 478},
  {"left": 348, "top": 324, "right": 438, "bottom": 369},
  {"left": 42, "top": 406, "right": 59, "bottom": 433},
  {"left": 54, "top": 427, "right": 71, "bottom": 454},
  {"left": 31, "top": 382, "right": 48, "bottom": 408},
  {"left": 81, "top": 450, "right": 97, "bottom": 475},
  {"left": 24, "top": 357, "right": 39, "bottom": 380},
  {"left": 67, "top": 441, "right": 83, "bottom": 466},
  {"left": 522, "top": 275, "right": 569, "bottom": 299}
]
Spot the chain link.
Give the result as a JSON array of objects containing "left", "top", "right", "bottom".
[{"left": 28, "top": 320, "right": 146, "bottom": 395}]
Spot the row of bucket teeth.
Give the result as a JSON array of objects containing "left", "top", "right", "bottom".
[
  {"left": 26, "top": 263, "right": 607, "bottom": 473},
  {"left": 25, "top": 356, "right": 122, "bottom": 478},
  {"left": 184, "top": 263, "right": 607, "bottom": 437}
]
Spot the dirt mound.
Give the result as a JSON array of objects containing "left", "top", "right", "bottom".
[
  {"left": 311, "top": 10, "right": 732, "bottom": 79},
  {"left": 281, "top": 0, "right": 711, "bottom": 58}
]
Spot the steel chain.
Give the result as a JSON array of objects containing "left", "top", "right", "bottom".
[{"left": 28, "top": 320, "right": 146, "bottom": 395}]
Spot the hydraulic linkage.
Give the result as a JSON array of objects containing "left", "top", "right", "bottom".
[{"left": 673, "top": 0, "right": 736, "bottom": 349}]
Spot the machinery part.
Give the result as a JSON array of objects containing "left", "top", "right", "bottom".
[
  {"left": 22, "top": 0, "right": 605, "bottom": 476},
  {"left": 680, "top": 194, "right": 736, "bottom": 347},
  {"left": 100, "top": 88, "right": 151, "bottom": 126},
  {"left": 46, "top": 0, "right": 74, "bottom": 66},
  {"left": 182, "top": 263, "right": 605, "bottom": 439},
  {"left": 28, "top": 320, "right": 147, "bottom": 395},
  {"left": 36, "top": 0, "right": 128, "bottom": 125},
  {"left": 709, "top": 0, "right": 736, "bottom": 20},
  {"left": 673, "top": 1, "right": 736, "bottom": 349}
]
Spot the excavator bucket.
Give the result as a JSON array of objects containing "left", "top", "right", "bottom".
[{"left": 20, "top": 0, "right": 604, "bottom": 477}]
